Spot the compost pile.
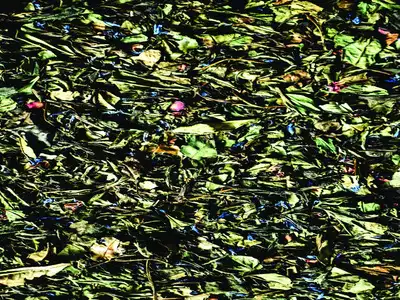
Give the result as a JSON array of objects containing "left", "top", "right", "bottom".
[{"left": 0, "top": 0, "right": 400, "bottom": 299}]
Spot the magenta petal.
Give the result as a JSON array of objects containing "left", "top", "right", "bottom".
[
  {"left": 26, "top": 102, "right": 44, "bottom": 109},
  {"left": 378, "top": 28, "right": 390, "bottom": 35},
  {"left": 170, "top": 101, "right": 185, "bottom": 112}
]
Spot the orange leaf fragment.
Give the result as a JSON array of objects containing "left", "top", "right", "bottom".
[{"left": 152, "top": 144, "right": 181, "bottom": 156}]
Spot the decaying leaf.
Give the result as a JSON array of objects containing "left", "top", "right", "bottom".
[
  {"left": 132, "top": 49, "right": 162, "bottom": 67},
  {"left": 90, "top": 237, "right": 125, "bottom": 261},
  {"left": 27, "top": 244, "right": 49, "bottom": 262}
]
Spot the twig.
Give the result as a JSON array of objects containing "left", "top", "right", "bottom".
[{"left": 146, "top": 259, "right": 157, "bottom": 300}]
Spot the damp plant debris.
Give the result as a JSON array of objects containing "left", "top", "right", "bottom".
[{"left": 0, "top": 0, "right": 400, "bottom": 299}]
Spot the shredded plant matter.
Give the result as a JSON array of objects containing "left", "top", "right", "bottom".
[{"left": 0, "top": 0, "right": 400, "bottom": 299}]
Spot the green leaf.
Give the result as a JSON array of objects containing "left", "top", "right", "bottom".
[
  {"left": 341, "top": 85, "right": 388, "bottom": 95},
  {"left": 166, "top": 214, "right": 191, "bottom": 229},
  {"left": 5, "top": 210, "right": 25, "bottom": 222},
  {"left": 205, "top": 181, "right": 225, "bottom": 191},
  {"left": 120, "top": 34, "right": 148, "bottom": 43},
  {"left": 343, "top": 278, "right": 375, "bottom": 294},
  {"left": 361, "top": 221, "right": 388, "bottom": 235},
  {"left": 174, "top": 34, "right": 199, "bottom": 54},
  {"left": 173, "top": 120, "right": 257, "bottom": 135},
  {"left": 181, "top": 138, "right": 218, "bottom": 160},
  {"left": 0, "top": 87, "right": 17, "bottom": 98},
  {"left": 18, "top": 76, "right": 40, "bottom": 94},
  {"left": 37, "top": 50, "right": 57, "bottom": 60},
  {"left": 390, "top": 172, "right": 400, "bottom": 188},
  {"left": 366, "top": 97, "right": 395, "bottom": 114},
  {"left": 287, "top": 94, "right": 320, "bottom": 112},
  {"left": 229, "top": 35, "right": 253, "bottom": 47},
  {"left": 162, "top": 3, "right": 173, "bottom": 15},
  {"left": 197, "top": 237, "right": 220, "bottom": 251},
  {"left": 315, "top": 137, "right": 337, "bottom": 154},
  {"left": 392, "top": 154, "right": 400, "bottom": 166},
  {"left": 358, "top": 201, "right": 380, "bottom": 213},
  {"left": 248, "top": 273, "right": 293, "bottom": 290},
  {"left": 334, "top": 34, "right": 355, "bottom": 47},
  {"left": 357, "top": 2, "right": 381, "bottom": 24},
  {"left": 139, "top": 180, "right": 158, "bottom": 190},
  {"left": 343, "top": 38, "right": 382, "bottom": 69},
  {"left": 230, "top": 255, "right": 262, "bottom": 273},
  {"left": 0, "top": 97, "right": 17, "bottom": 112},
  {"left": 18, "top": 134, "right": 37, "bottom": 160},
  {"left": 58, "top": 244, "right": 86, "bottom": 256},
  {"left": 0, "top": 87, "right": 17, "bottom": 112},
  {"left": 320, "top": 102, "right": 353, "bottom": 114}
]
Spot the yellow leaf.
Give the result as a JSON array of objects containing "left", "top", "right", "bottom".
[
  {"left": 50, "top": 90, "right": 77, "bottom": 101},
  {"left": 0, "top": 263, "right": 69, "bottom": 287},
  {"left": 27, "top": 244, "right": 49, "bottom": 262},
  {"left": 132, "top": 49, "right": 161, "bottom": 67},
  {"left": 90, "top": 237, "right": 124, "bottom": 260},
  {"left": 97, "top": 93, "right": 115, "bottom": 110},
  {"left": 18, "top": 134, "right": 36, "bottom": 160}
]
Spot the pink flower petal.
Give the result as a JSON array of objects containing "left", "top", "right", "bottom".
[
  {"left": 170, "top": 101, "right": 185, "bottom": 112},
  {"left": 327, "top": 82, "right": 345, "bottom": 93},
  {"left": 378, "top": 27, "right": 390, "bottom": 35},
  {"left": 26, "top": 102, "right": 44, "bottom": 109}
]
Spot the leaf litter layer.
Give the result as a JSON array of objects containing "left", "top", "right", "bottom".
[{"left": 0, "top": 0, "right": 400, "bottom": 299}]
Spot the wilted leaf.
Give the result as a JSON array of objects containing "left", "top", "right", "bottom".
[
  {"left": 341, "top": 85, "right": 388, "bottom": 95},
  {"left": 50, "top": 90, "right": 76, "bottom": 101},
  {"left": 166, "top": 214, "right": 191, "bottom": 229},
  {"left": 0, "top": 264, "right": 69, "bottom": 287},
  {"left": 248, "top": 273, "right": 292, "bottom": 290},
  {"left": 90, "top": 237, "right": 125, "bottom": 261},
  {"left": 18, "top": 134, "right": 36, "bottom": 160},
  {"left": 173, "top": 124, "right": 215, "bottom": 135},
  {"left": 361, "top": 221, "right": 387, "bottom": 234},
  {"left": 27, "top": 244, "right": 49, "bottom": 262},
  {"left": 320, "top": 103, "right": 353, "bottom": 114},
  {"left": 343, "top": 279, "right": 375, "bottom": 294},
  {"left": 132, "top": 49, "right": 161, "bottom": 67},
  {"left": 367, "top": 98, "right": 396, "bottom": 114},
  {"left": 230, "top": 255, "right": 262, "bottom": 273},
  {"left": 139, "top": 180, "right": 158, "bottom": 190},
  {"left": 0, "top": 97, "right": 17, "bottom": 112},
  {"left": 173, "top": 120, "right": 256, "bottom": 134}
]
